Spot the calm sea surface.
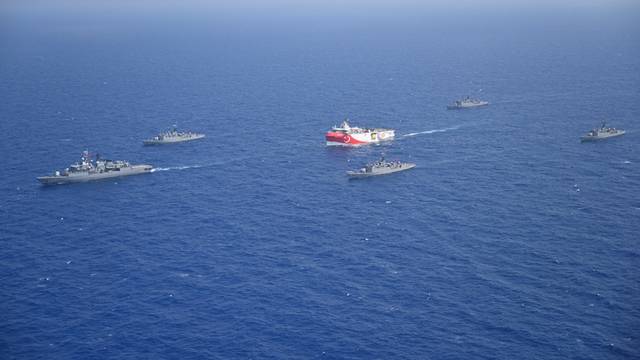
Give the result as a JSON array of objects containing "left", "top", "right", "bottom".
[{"left": 1, "top": 5, "right": 639, "bottom": 359}]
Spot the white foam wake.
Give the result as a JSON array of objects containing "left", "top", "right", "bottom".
[
  {"left": 151, "top": 165, "right": 203, "bottom": 173},
  {"left": 403, "top": 126, "right": 460, "bottom": 137}
]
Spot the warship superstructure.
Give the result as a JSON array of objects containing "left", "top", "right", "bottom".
[
  {"left": 581, "top": 122, "right": 625, "bottom": 142},
  {"left": 325, "top": 120, "right": 395, "bottom": 146},
  {"left": 37, "top": 151, "right": 152, "bottom": 185},
  {"left": 347, "top": 158, "right": 416, "bottom": 178},
  {"left": 143, "top": 127, "right": 205, "bottom": 145},
  {"left": 447, "top": 97, "right": 489, "bottom": 110}
]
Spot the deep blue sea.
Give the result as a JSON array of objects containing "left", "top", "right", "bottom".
[{"left": 1, "top": 4, "right": 639, "bottom": 359}]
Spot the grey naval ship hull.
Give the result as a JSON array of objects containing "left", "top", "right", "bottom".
[
  {"left": 347, "top": 163, "right": 416, "bottom": 178},
  {"left": 143, "top": 134, "right": 205, "bottom": 145},
  {"left": 447, "top": 102, "right": 489, "bottom": 110},
  {"left": 38, "top": 165, "right": 153, "bottom": 185},
  {"left": 581, "top": 131, "right": 626, "bottom": 142}
]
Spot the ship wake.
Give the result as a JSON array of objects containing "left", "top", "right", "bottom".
[
  {"left": 402, "top": 126, "right": 460, "bottom": 137},
  {"left": 151, "top": 165, "right": 203, "bottom": 173}
]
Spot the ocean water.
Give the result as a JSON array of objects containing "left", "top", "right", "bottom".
[{"left": 1, "top": 5, "right": 640, "bottom": 359}]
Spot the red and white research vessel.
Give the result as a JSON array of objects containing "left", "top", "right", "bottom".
[{"left": 325, "top": 120, "right": 395, "bottom": 146}]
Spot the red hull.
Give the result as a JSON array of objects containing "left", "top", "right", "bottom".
[{"left": 325, "top": 132, "right": 366, "bottom": 145}]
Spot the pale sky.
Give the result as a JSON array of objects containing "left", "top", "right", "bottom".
[
  {"left": 2, "top": 0, "right": 639, "bottom": 28},
  {"left": 4, "top": 0, "right": 640, "bottom": 13}
]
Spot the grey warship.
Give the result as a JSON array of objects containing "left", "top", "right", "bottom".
[
  {"left": 38, "top": 151, "right": 153, "bottom": 185},
  {"left": 581, "top": 122, "right": 625, "bottom": 142},
  {"left": 447, "top": 96, "right": 489, "bottom": 110},
  {"left": 347, "top": 158, "right": 416, "bottom": 179},
  {"left": 143, "top": 126, "right": 205, "bottom": 145}
]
